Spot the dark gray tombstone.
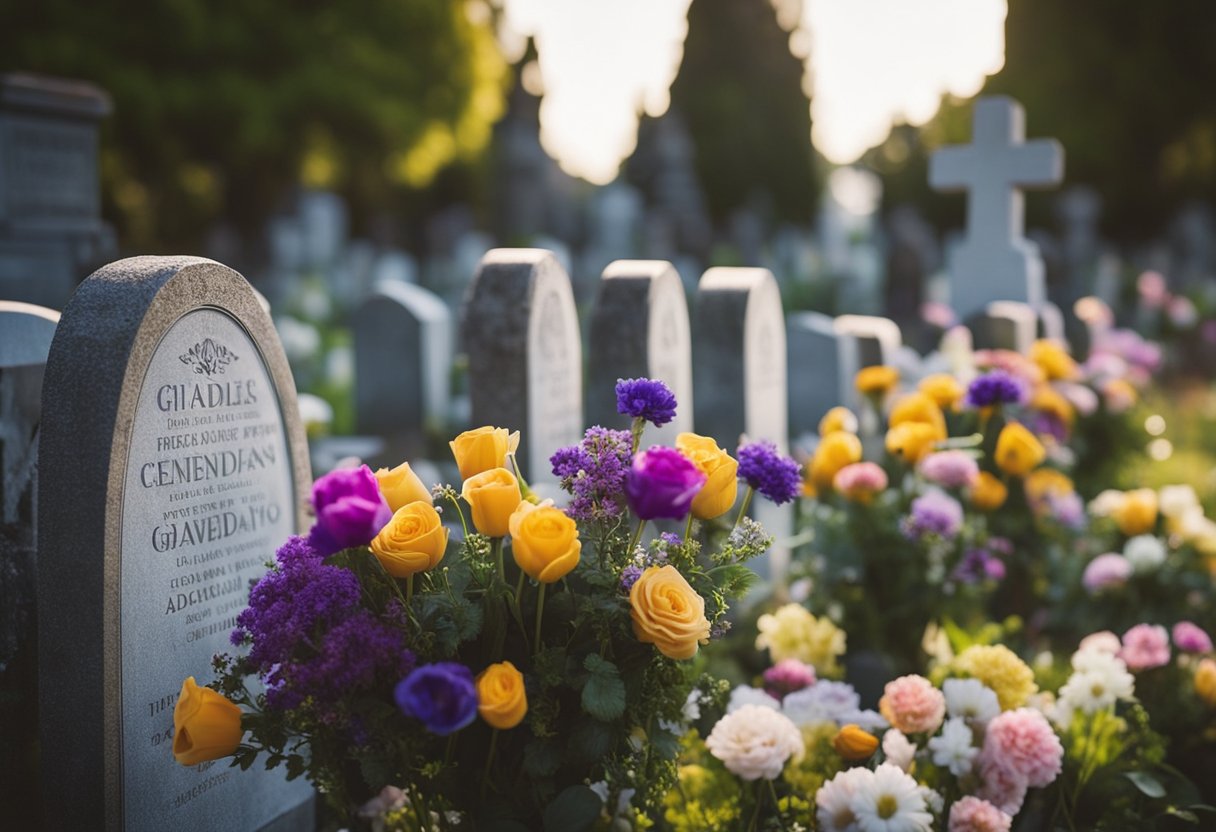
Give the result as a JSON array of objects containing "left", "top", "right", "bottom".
[
  {"left": 463, "top": 249, "right": 583, "bottom": 480},
  {"left": 0, "top": 73, "right": 116, "bottom": 308},
  {"left": 38, "top": 257, "right": 314, "bottom": 831},
  {"left": 0, "top": 300, "right": 59, "bottom": 827},
  {"left": 966, "top": 300, "right": 1038, "bottom": 353},
  {"left": 587, "top": 260, "right": 693, "bottom": 446},
  {"left": 354, "top": 281, "right": 453, "bottom": 463}
]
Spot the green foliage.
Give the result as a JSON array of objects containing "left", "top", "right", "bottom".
[
  {"left": 581, "top": 655, "right": 627, "bottom": 721},
  {"left": 542, "top": 785, "right": 602, "bottom": 832}
]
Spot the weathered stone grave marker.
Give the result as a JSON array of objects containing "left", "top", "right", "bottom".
[
  {"left": 38, "top": 256, "right": 314, "bottom": 830},
  {"left": 930, "top": 96, "right": 1064, "bottom": 322},
  {"left": 463, "top": 249, "right": 582, "bottom": 480},
  {"left": 587, "top": 260, "right": 694, "bottom": 445}
]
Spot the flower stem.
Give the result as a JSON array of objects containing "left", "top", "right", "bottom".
[
  {"left": 406, "top": 574, "right": 414, "bottom": 606},
  {"left": 533, "top": 582, "right": 547, "bottom": 655},
  {"left": 747, "top": 780, "right": 763, "bottom": 832},
  {"left": 630, "top": 416, "right": 646, "bottom": 455},
  {"left": 512, "top": 570, "right": 530, "bottom": 648},
  {"left": 684, "top": 513, "right": 694, "bottom": 542},
  {"left": 446, "top": 493, "right": 471, "bottom": 541},
  {"left": 480, "top": 729, "right": 499, "bottom": 798},
  {"left": 491, "top": 536, "right": 505, "bottom": 583},
  {"left": 767, "top": 779, "right": 786, "bottom": 831},
  {"left": 733, "top": 486, "right": 755, "bottom": 529},
  {"left": 630, "top": 517, "right": 648, "bottom": 553}
]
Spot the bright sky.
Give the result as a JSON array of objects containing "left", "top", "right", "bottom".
[{"left": 499, "top": 0, "right": 1007, "bottom": 183}]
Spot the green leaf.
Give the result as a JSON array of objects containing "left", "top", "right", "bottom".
[
  {"left": 523, "top": 741, "right": 562, "bottom": 778},
  {"left": 542, "top": 785, "right": 602, "bottom": 832},
  {"left": 1124, "top": 771, "right": 1167, "bottom": 798},
  {"left": 581, "top": 655, "right": 626, "bottom": 721}
]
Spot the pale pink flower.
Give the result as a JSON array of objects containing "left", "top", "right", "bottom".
[
  {"left": 919, "top": 450, "right": 981, "bottom": 489},
  {"left": 980, "top": 708, "right": 1063, "bottom": 788},
  {"left": 1082, "top": 553, "right": 1131, "bottom": 594},
  {"left": 833, "top": 461, "right": 888, "bottom": 501},
  {"left": 879, "top": 674, "right": 946, "bottom": 735},
  {"left": 1172, "top": 621, "right": 1213, "bottom": 654},
  {"left": 949, "top": 796, "right": 1013, "bottom": 832},
  {"left": 1078, "top": 630, "right": 1122, "bottom": 655},
  {"left": 1121, "top": 624, "right": 1171, "bottom": 671},
  {"left": 977, "top": 758, "right": 1028, "bottom": 815},
  {"left": 763, "top": 658, "right": 817, "bottom": 699}
]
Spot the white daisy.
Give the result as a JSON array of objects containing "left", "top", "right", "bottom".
[
  {"left": 1123, "top": 534, "right": 1167, "bottom": 572},
  {"left": 848, "top": 763, "right": 933, "bottom": 832},
  {"left": 881, "top": 729, "right": 916, "bottom": 772},
  {"left": 816, "top": 766, "right": 871, "bottom": 832},
  {"left": 942, "top": 678, "right": 1000, "bottom": 725},
  {"left": 927, "top": 717, "right": 978, "bottom": 776},
  {"left": 1059, "top": 655, "right": 1134, "bottom": 715},
  {"left": 727, "top": 685, "right": 780, "bottom": 713}
]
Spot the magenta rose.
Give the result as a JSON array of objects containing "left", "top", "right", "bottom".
[
  {"left": 308, "top": 464, "right": 392, "bottom": 555},
  {"left": 624, "top": 446, "right": 706, "bottom": 521}
]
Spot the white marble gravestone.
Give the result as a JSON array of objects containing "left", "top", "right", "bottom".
[
  {"left": 587, "top": 260, "right": 693, "bottom": 446},
  {"left": 37, "top": 257, "right": 313, "bottom": 831},
  {"left": 930, "top": 96, "right": 1064, "bottom": 321},
  {"left": 463, "top": 249, "right": 583, "bottom": 480}
]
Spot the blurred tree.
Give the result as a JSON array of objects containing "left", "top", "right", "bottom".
[
  {"left": 1, "top": 0, "right": 508, "bottom": 251},
  {"left": 668, "top": 0, "right": 816, "bottom": 226}
]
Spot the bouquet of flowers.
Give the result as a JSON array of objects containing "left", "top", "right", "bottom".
[{"left": 169, "top": 378, "right": 799, "bottom": 829}]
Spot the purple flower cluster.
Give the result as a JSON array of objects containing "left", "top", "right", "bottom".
[
  {"left": 395, "top": 662, "right": 479, "bottom": 735},
  {"left": 965, "top": 371, "right": 1025, "bottom": 409},
  {"left": 615, "top": 377, "right": 678, "bottom": 426},
  {"left": 625, "top": 445, "right": 706, "bottom": 520},
  {"left": 233, "top": 535, "right": 412, "bottom": 711},
  {"left": 619, "top": 565, "right": 644, "bottom": 593},
  {"left": 953, "top": 547, "right": 1007, "bottom": 584},
  {"left": 550, "top": 427, "right": 633, "bottom": 522},
  {"left": 309, "top": 465, "right": 392, "bottom": 556},
  {"left": 902, "top": 490, "right": 964, "bottom": 540},
  {"left": 737, "top": 440, "right": 802, "bottom": 505}
]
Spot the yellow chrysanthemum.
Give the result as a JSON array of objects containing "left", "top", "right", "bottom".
[
  {"left": 756, "top": 603, "right": 846, "bottom": 677},
  {"left": 954, "top": 644, "right": 1037, "bottom": 710}
]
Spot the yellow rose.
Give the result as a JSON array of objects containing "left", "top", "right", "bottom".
[
  {"left": 173, "top": 677, "right": 243, "bottom": 766},
  {"left": 888, "top": 392, "right": 947, "bottom": 437},
  {"left": 832, "top": 724, "right": 879, "bottom": 761},
  {"left": 676, "top": 432, "right": 739, "bottom": 520},
  {"left": 808, "top": 431, "right": 863, "bottom": 492},
  {"left": 370, "top": 502, "right": 449, "bottom": 578},
  {"left": 994, "top": 422, "right": 1045, "bottom": 477},
  {"left": 1195, "top": 658, "right": 1216, "bottom": 708},
  {"left": 918, "top": 373, "right": 965, "bottom": 410},
  {"left": 1029, "top": 384, "right": 1075, "bottom": 428},
  {"left": 630, "top": 565, "right": 711, "bottom": 660},
  {"left": 449, "top": 426, "right": 521, "bottom": 481},
  {"left": 477, "top": 661, "right": 528, "bottom": 729},
  {"left": 819, "top": 406, "right": 859, "bottom": 436},
  {"left": 461, "top": 467, "right": 522, "bottom": 537},
  {"left": 1112, "top": 488, "right": 1158, "bottom": 536},
  {"left": 1029, "top": 339, "right": 1079, "bottom": 381},
  {"left": 374, "top": 462, "right": 433, "bottom": 511},
  {"left": 969, "top": 471, "right": 1008, "bottom": 512},
  {"left": 855, "top": 365, "right": 900, "bottom": 396},
  {"left": 510, "top": 502, "right": 581, "bottom": 582},
  {"left": 885, "top": 421, "right": 941, "bottom": 464}
]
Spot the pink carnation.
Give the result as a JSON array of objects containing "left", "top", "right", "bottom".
[
  {"left": 1121, "top": 624, "right": 1171, "bottom": 671},
  {"left": 1172, "top": 621, "right": 1213, "bottom": 654},
  {"left": 919, "top": 450, "right": 981, "bottom": 489},
  {"left": 977, "top": 758, "right": 1028, "bottom": 816},
  {"left": 949, "top": 796, "right": 1012, "bottom": 832},
  {"left": 763, "top": 658, "right": 817, "bottom": 699},
  {"left": 833, "top": 462, "right": 888, "bottom": 499},
  {"left": 1082, "top": 553, "right": 1131, "bottom": 594},
  {"left": 879, "top": 674, "right": 946, "bottom": 734},
  {"left": 980, "top": 708, "right": 1062, "bottom": 789}
]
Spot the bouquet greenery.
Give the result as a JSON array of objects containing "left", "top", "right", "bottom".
[{"left": 170, "top": 378, "right": 800, "bottom": 829}]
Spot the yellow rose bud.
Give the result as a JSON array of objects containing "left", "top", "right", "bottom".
[
  {"left": 1112, "top": 488, "right": 1159, "bottom": 536},
  {"left": 173, "top": 677, "right": 243, "bottom": 766},
  {"left": 819, "top": 406, "right": 859, "bottom": 436},
  {"left": 676, "top": 432, "right": 739, "bottom": 520},
  {"left": 370, "top": 502, "right": 449, "bottom": 578},
  {"left": 1029, "top": 339, "right": 1079, "bottom": 381},
  {"left": 629, "top": 565, "right": 711, "bottom": 660},
  {"left": 374, "top": 462, "right": 432, "bottom": 511},
  {"left": 476, "top": 661, "right": 528, "bottom": 730},
  {"left": 809, "top": 431, "right": 863, "bottom": 492},
  {"left": 461, "top": 467, "right": 522, "bottom": 537},
  {"left": 994, "top": 422, "right": 1045, "bottom": 477},
  {"left": 1195, "top": 658, "right": 1216, "bottom": 707},
  {"left": 885, "top": 421, "right": 941, "bottom": 464},
  {"left": 510, "top": 503, "right": 581, "bottom": 583},
  {"left": 969, "top": 471, "right": 1008, "bottom": 512},
  {"left": 888, "top": 392, "right": 947, "bottom": 437},
  {"left": 1029, "top": 384, "right": 1075, "bottom": 428},
  {"left": 855, "top": 365, "right": 900, "bottom": 396},
  {"left": 832, "top": 724, "right": 879, "bottom": 761},
  {"left": 918, "top": 373, "right": 964, "bottom": 410},
  {"left": 449, "top": 426, "right": 521, "bottom": 481}
]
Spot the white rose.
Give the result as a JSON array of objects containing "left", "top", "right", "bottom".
[
  {"left": 1159, "top": 484, "right": 1199, "bottom": 519},
  {"left": 705, "top": 704, "right": 804, "bottom": 781}
]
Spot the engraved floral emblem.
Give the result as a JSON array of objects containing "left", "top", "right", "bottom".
[{"left": 179, "top": 338, "right": 238, "bottom": 377}]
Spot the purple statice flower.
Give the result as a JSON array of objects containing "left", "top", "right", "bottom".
[
  {"left": 551, "top": 427, "right": 633, "bottom": 523},
  {"left": 1047, "top": 491, "right": 1085, "bottom": 529},
  {"left": 309, "top": 465, "right": 392, "bottom": 555},
  {"left": 1172, "top": 621, "right": 1213, "bottom": 654},
  {"left": 902, "top": 490, "right": 964, "bottom": 541},
  {"left": 1028, "top": 411, "right": 1068, "bottom": 444},
  {"left": 615, "top": 377, "right": 678, "bottom": 426},
  {"left": 953, "top": 547, "right": 1007, "bottom": 584},
  {"left": 395, "top": 662, "right": 479, "bottom": 735},
  {"left": 625, "top": 445, "right": 706, "bottom": 520},
  {"left": 763, "top": 659, "right": 817, "bottom": 700},
  {"left": 781, "top": 680, "right": 861, "bottom": 726},
  {"left": 965, "top": 370, "right": 1025, "bottom": 409},
  {"left": 619, "top": 565, "right": 644, "bottom": 593},
  {"left": 736, "top": 440, "right": 802, "bottom": 505},
  {"left": 918, "top": 450, "right": 980, "bottom": 489},
  {"left": 659, "top": 532, "right": 683, "bottom": 547}
]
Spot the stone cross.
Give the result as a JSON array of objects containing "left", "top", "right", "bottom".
[
  {"left": 38, "top": 257, "right": 314, "bottom": 831},
  {"left": 587, "top": 260, "right": 694, "bottom": 446},
  {"left": 463, "top": 249, "right": 583, "bottom": 481},
  {"left": 930, "top": 96, "right": 1064, "bottom": 320}
]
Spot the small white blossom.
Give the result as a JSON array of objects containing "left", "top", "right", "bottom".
[
  {"left": 942, "top": 678, "right": 1000, "bottom": 725},
  {"left": 928, "top": 718, "right": 978, "bottom": 777},
  {"left": 1124, "top": 535, "right": 1167, "bottom": 572},
  {"left": 881, "top": 729, "right": 916, "bottom": 772},
  {"left": 727, "top": 685, "right": 781, "bottom": 713}
]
